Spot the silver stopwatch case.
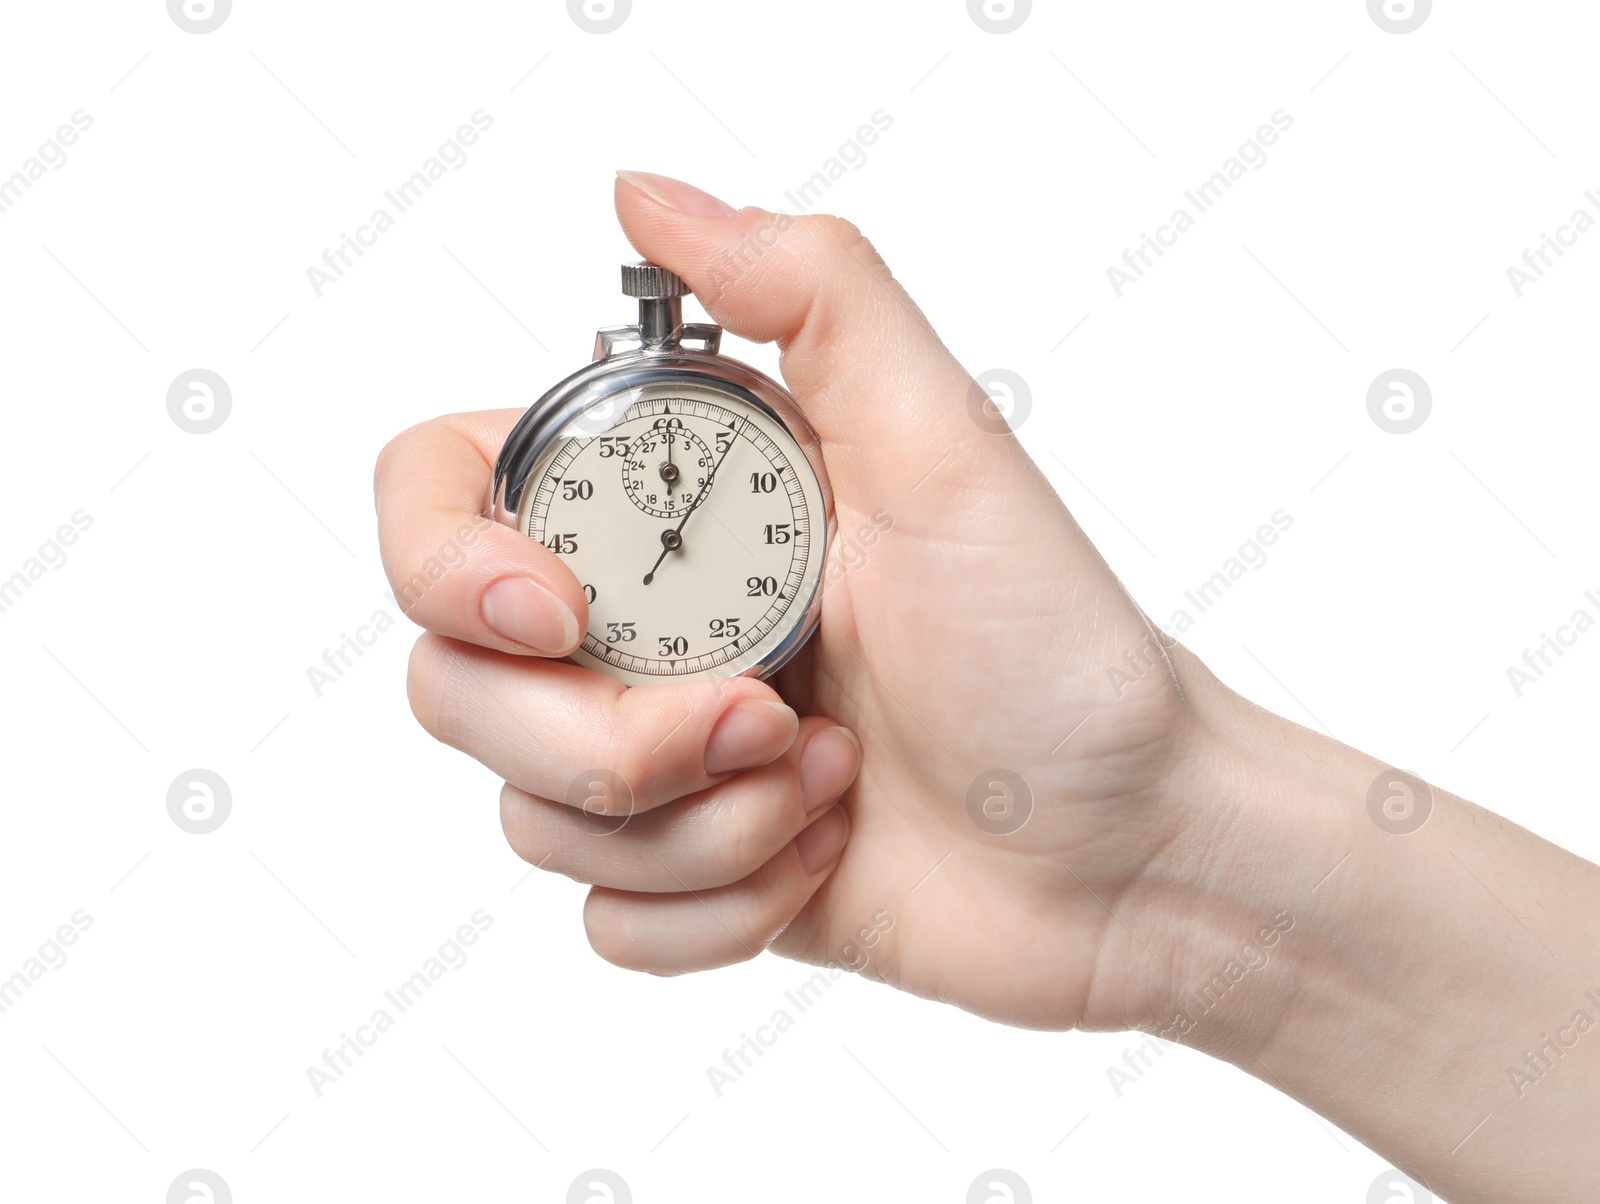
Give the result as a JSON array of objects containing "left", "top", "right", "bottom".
[{"left": 491, "top": 262, "right": 834, "bottom": 687}]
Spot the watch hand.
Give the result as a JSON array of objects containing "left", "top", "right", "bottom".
[
  {"left": 643, "top": 418, "right": 746, "bottom": 585},
  {"left": 659, "top": 429, "right": 679, "bottom": 487}
]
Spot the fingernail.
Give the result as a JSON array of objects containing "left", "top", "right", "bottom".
[
  {"left": 617, "top": 170, "right": 738, "bottom": 218},
  {"left": 800, "top": 726, "right": 862, "bottom": 813},
  {"left": 482, "top": 577, "right": 579, "bottom": 654},
  {"left": 704, "top": 699, "right": 798, "bottom": 775},
  {"left": 796, "top": 806, "right": 849, "bottom": 875}
]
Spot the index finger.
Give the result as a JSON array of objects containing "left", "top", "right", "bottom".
[{"left": 374, "top": 408, "right": 589, "bottom": 655}]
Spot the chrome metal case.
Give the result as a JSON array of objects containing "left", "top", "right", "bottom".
[{"left": 490, "top": 264, "right": 835, "bottom": 685}]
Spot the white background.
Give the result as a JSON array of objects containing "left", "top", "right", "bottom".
[{"left": 2, "top": 1, "right": 1597, "bottom": 1201}]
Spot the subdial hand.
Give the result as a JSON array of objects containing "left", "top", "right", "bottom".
[{"left": 659, "top": 430, "right": 679, "bottom": 487}]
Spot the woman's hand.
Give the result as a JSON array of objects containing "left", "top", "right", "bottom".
[
  {"left": 378, "top": 172, "right": 1600, "bottom": 1204},
  {"left": 376, "top": 171, "right": 1231, "bottom": 1032}
]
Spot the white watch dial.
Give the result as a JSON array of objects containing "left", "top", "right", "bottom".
[{"left": 517, "top": 383, "right": 827, "bottom": 687}]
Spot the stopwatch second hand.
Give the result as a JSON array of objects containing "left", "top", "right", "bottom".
[{"left": 643, "top": 417, "right": 746, "bottom": 585}]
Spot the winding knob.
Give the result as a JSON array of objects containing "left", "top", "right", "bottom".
[{"left": 621, "top": 261, "right": 689, "bottom": 299}]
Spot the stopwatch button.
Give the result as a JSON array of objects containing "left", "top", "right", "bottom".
[{"left": 621, "top": 261, "right": 689, "bottom": 299}]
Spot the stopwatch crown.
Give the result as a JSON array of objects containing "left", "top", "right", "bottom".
[{"left": 621, "top": 261, "right": 689, "bottom": 299}]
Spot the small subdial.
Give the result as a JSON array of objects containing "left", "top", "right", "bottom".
[{"left": 620, "top": 425, "right": 715, "bottom": 519}]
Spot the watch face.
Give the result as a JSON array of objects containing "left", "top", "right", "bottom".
[{"left": 516, "top": 379, "right": 828, "bottom": 687}]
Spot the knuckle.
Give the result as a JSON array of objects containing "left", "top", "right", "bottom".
[
  {"left": 498, "top": 783, "right": 552, "bottom": 865},
  {"left": 801, "top": 212, "right": 867, "bottom": 255},
  {"left": 603, "top": 746, "right": 651, "bottom": 813},
  {"left": 405, "top": 635, "right": 469, "bottom": 746},
  {"left": 723, "top": 923, "right": 768, "bottom": 966},
  {"left": 583, "top": 897, "right": 648, "bottom": 971},
  {"left": 748, "top": 854, "right": 808, "bottom": 944},
  {"left": 720, "top": 797, "right": 766, "bottom": 884},
  {"left": 611, "top": 686, "right": 706, "bottom": 807},
  {"left": 799, "top": 213, "right": 890, "bottom": 285},
  {"left": 404, "top": 636, "right": 440, "bottom": 734},
  {"left": 371, "top": 435, "right": 399, "bottom": 500},
  {"left": 585, "top": 927, "right": 631, "bottom": 970},
  {"left": 372, "top": 419, "right": 427, "bottom": 501},
  {"left": 385, "top": 555, "right": 430, "bottom": 625},
  {"left": 720, "top": 772, "right": 801, "bottom": 884}
]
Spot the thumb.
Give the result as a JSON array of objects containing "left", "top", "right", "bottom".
[{"left": 613, "top": 170, "right": 1016, "bottom": 504}]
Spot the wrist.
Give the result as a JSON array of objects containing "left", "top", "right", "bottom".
[
  {"left": 1108, "top": 654, "right": 1600, "bottom": 1203},
  {"left": 1104, "top": 651, "right": 1388, "bottom": 1056}
]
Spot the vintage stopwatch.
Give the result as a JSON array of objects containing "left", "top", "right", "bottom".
[{"left": 491, "top": 262, "right": 834, "bottom": 688}]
